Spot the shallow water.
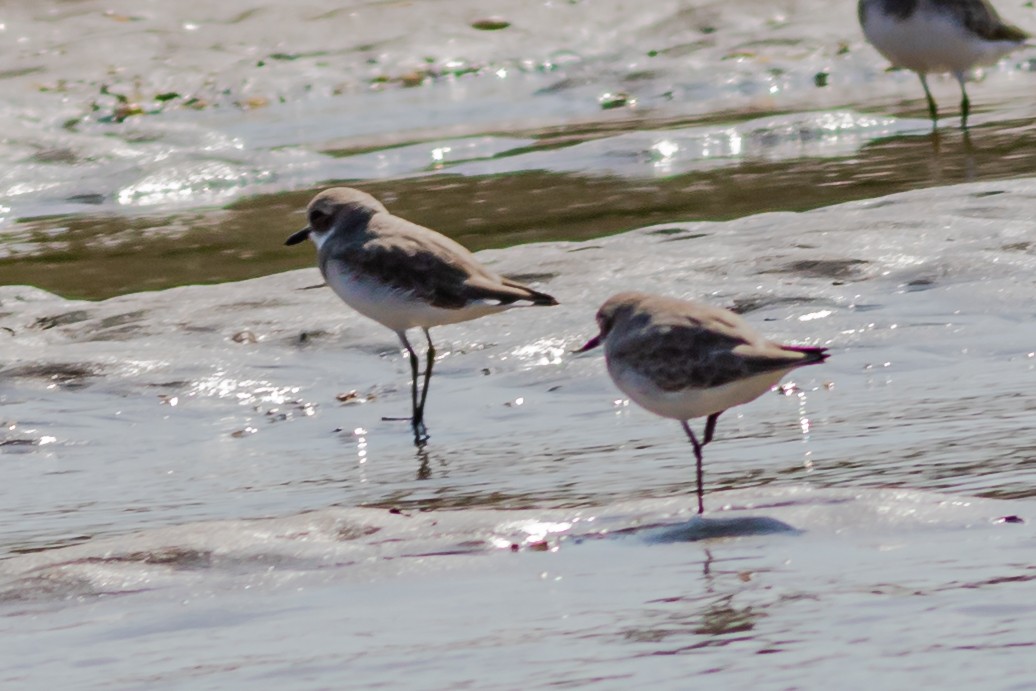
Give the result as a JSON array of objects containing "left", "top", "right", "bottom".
[
  {"left": 5, "top": 178, "right": 1036, "bottom": 687},
  {"left": 2, "top": 493, "right": 1033, "bottom": 690},
  {"left": 4, "top": 1, "right": 1036, "bottom": 689}
]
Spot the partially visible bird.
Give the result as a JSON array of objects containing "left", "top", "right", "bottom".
[
  {"left": 858, "top": 0, "right": 1029, "bottom": 128},
  {"left": 576, "top": 292, "right": 829, "bottom": 514},
  {"left": 286, "top": 187, "right": 558, "bottom": 445}
]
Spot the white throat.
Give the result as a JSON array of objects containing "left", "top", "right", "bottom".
[{"left": 311, "top": 230, "right": 332, "bottom": 251}]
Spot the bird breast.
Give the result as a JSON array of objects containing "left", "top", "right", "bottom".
[
  {"left": 323, "top": 263, "right": 508, "bottom": 332},
  {"left": 607, "top": 360, "right": 791, "bottom": 421},
  {"left": 862, "top": 4, "right": 1023, "bottom": 74}
]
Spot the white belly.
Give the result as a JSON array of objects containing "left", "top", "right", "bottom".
[
  {"left": 325, "top": 268, "right": 507, "bottom": 333},
  {"left": 609, "top": 363, "right": 791, "bottom": 421},
  {"left": 862, "top": 5, "right": 1024, "bottom": 74}
]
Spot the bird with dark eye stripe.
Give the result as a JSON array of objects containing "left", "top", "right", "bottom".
[{"left": 286, "top": 187, "right": 558, "bottom": 446}]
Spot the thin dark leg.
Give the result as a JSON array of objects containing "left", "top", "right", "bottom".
[
  {"left": 417, "top": 328, "right": 435, "bottom": 422},
  {"left": 397, "top": 331, "right": 426, "bottom": 444},
  {"left": 918, "top": 73, "right": 938, "bottom": 126},
  {"left": 681, "top": 420, "right": 705, "bottom": 515},
  {"left": 397, "top": 332, "right": 419, "bottom": 416},
  {"left": 703, "top": 412, "right": 721, "bottom": 446},
  {"left": 954, "top": 71, "right": 969, "bottom": 130}
]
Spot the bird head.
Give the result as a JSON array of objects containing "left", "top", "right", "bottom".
[
  {"left": 285, "top": 187, "right": 388, "bottom": 249},
  {"left": 574, "top": 292, "right": 647, "bottom": 353}
]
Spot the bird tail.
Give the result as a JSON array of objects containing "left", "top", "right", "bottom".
[
  {"left": 525, "top": 287, "right": 559, "bottom": 306},
  {"left": 499, "top": 278, "right": 559, "bottom": 306},
  {"left": 780, "top": 345, "right": 829, "bottom": 366}
]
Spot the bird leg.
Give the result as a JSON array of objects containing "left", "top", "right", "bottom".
[
  {"left": 416, "top": 328, "right": 435, "bottom": 432},
  {"left": 397, "top": 332, "right": 428, "bottom": 445},
  {"left": 681, "top": 420, "right": 706, "bottom": 515},
  {"left": 703, "top": 412, "right": 721, "bottom": 446},
  {"left": 918, "top": 73, "right": 938, "bottom": 126},
  {"left": 954, "top": 71, "right": 969, "bottom": 130}
]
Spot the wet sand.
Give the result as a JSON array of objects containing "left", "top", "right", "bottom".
[{"left": 5, "top": 178, "right": 1036, "bottom": 687}]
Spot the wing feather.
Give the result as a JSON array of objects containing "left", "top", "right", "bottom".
[
  {"left": 613, "top": 322, "right": 822, "bottom": 391},
  {"left": 319, "top": 215, "right": 557, "bottom": 309}
]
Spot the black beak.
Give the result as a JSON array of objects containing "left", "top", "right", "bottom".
[
  {"left": 284, "top": 226, "right": 311, "bottom": 246},
  {"left": 572, "top": 333, "right": 602, "bottom": 354}
]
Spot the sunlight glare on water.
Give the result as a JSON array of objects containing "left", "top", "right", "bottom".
[{"left": 509, "top": 338, "right": 568, "bottom": 367}]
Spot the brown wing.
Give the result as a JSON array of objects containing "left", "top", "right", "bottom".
[
  {"left": 613, "top": 323, "right": 815, "bottom": 391},
  {"left": 323, "top": 223, "right": 557, "bottom": 309},
  {"left": 467, "top": 275, "right": 558, "bottom": 306},
  {"left": 966, "top": 1, "right": 1030, "bottom": 42},
  {"left": 339, "top": 237, "right": 473, "bottom": 308}
]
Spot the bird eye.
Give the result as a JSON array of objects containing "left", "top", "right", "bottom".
[{"left": 308, "top": 208, "right": 327, "bottom": 227}]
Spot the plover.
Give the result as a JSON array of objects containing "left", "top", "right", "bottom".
[
  {"left": 858, "top": 0, "right": 1030, "bottom": 128},
  {"left": 286, "top": 187, "right": 558, "bottom": 444},
  {"left": 576, "top": 292, "right": 828, "bottom": 514}
]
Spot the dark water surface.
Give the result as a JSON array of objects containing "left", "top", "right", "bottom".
[{"left": 6, "top": 109, "right": 1036, "bottom": 300}]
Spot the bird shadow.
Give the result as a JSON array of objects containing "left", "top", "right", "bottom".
[{"left": 631, "top": 515, "right": 801, "bottom": 544}]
